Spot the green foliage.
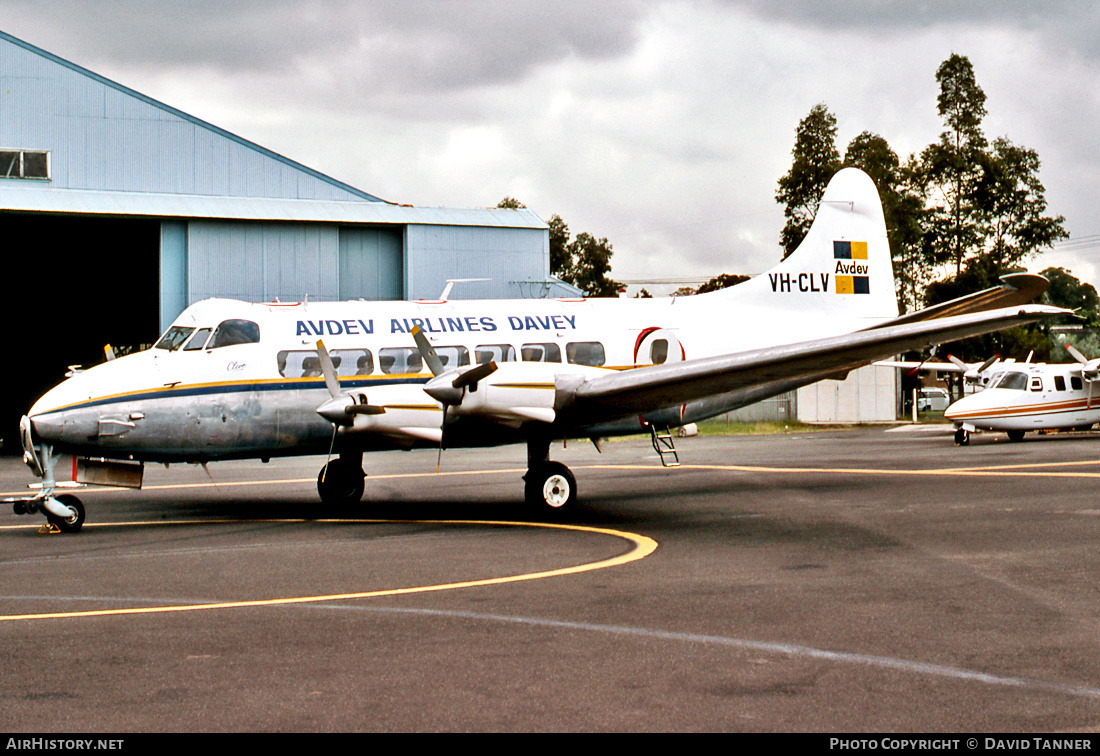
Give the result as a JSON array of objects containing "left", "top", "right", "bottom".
[
  {"left": 776, "top": 103, "right": 841, "bottom": 259},
  {"left": 498, "top": 201, "right": 623, "bottom": 298},
  {"left": 696, "top": 273, "right": 749, "bottom": 293},
  {"left": 1041, "top": 266, "right": 1100, "bottom": 326}
]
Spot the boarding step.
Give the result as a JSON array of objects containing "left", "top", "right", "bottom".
[{"left": 649, "top": 424, "right": 681, "bottom": 467}]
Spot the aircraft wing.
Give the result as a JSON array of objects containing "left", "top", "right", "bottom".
[
  {"left": 562, "top": 304, "right": 1067, "bottom": 422},
  {"left": 874, "top": 273, "right": 1048, "bottom": 327}
]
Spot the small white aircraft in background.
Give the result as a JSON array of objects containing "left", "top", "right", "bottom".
[
  {"left": 945, "top": 345, "right": 1100, "bottom": 445},
  {"left": 9, "top": 168, "right": 1068, "bottom": 532}
]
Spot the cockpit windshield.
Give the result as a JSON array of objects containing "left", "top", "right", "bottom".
[
  {"left": 154, "top": 326, "right": 195, "bottom": 351},
  {"left": 991, "top": 371, "right": 1029, "bottom": 391},
  {"left": 209, "top": 320, "right": 260, "bottom": 348}
]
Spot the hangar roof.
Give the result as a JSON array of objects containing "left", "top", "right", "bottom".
[{"left": 0, "top": 183, "right": 548, "bottom": 229}]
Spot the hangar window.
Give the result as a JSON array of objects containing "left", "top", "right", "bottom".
[
  {"left": 521, "top": 343, "right": 562, "bottom": 363},
  {"left": 475, "top": 344, "right": 516, "bottom": 364},
  {"left": 209, "top": 319, "right": 260, "bottom": 348},
  {"left": 566, "top": 341, "right": 606, "bottom": 367},
  {"left": 154, "top": 326, "right": 195, "bottom": 351},
  {"left": 0, "top": 149, "right": 49, "bottom": 180}
]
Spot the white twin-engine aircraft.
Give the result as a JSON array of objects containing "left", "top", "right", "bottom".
[
  {"left": 12, "top": 168, "right": 1069, "bottom": 532},
  {"left": 945, "top": 345, "right": 1100, "bottom": 446}
]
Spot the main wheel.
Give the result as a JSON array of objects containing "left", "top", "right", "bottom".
[
  {"left": 1007, "top": 429, "right": 1026, "bottom": 442},
  {"left": 317, "top": 459, "right": 365, "bottom": 506},
  {"left": 524, "top": 461, "right": 577, "bottom": 515},
  {"left": 46, "top": 494, "right": 85, "bottom": 533},
  {"left": 954, "top": 428, "right": 970, "bottom": 446}
]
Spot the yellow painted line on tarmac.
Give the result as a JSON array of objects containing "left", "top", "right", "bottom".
[
  {"left": 585, "top": 459, "right": 1100, "bottom": 479},
  {"left": 0, "top": 519, "right": 657, "bottom": 623}
]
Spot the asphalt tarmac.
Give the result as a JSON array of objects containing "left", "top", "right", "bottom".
[{"left": 2, "top": 424, "right": 1100, "bottom": 733}]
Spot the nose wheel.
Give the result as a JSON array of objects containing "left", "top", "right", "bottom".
[
  {"left": 45, "top": 494, "right": 85, "bottom": 533},
  {"left": 954, "top": 428, "right": 970, "bottom": 446}
]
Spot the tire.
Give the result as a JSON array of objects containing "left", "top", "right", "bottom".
[
  {"left": 954, "top": 428, "right": 970, "bottom": 446},
  {"left": 1007, "top": 429, "right": 1026, "bottom": 442},
  {"left": 46, "top": 494, "right": 85, "bottom": 533},
  {"left": 524, "top": 462, "right": 577, "bottom": 515},
  {"left": 317, "top": 459, "right": 365, "bottom": 506}
]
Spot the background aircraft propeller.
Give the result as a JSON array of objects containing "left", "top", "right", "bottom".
[{"left": 1065, "top": 344, "right": 1100, "bottom": 381}]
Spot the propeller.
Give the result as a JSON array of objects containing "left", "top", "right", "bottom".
[
  {"left": 410, "top": 325, "right": 500, "bottom": 471},
  {"left": 314, "top": 340, "right": 387, "bottom": 425},
  {"left": 1065, "top": 344, "right": 1100, "bottom": 381},
  {"left": 946, "top": 354, "right": 1000, "bottom": 383}
]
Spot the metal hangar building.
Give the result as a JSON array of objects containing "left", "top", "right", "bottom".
[{"left": 0, "top": 30, "right": 567, "bottom": 450}]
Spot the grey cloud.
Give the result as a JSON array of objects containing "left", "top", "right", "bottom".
[{"left": 0, "top": 0, "right": 646, "bottom": 86}]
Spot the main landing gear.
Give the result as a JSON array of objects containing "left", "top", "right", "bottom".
[
  {"left": 317, "top": 452, "right": 365, "bottom": 507},
  {"left": 523, "top": 436, "right": 577, "bottom": 515}
]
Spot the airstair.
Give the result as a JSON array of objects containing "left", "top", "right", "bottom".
[{"left": 649, "top": 424, "right": 681, "bottom": 467}]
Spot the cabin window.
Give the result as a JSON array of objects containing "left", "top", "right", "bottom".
[
  {"left": 183, "top": 328, "right": 213, "bottom": 351},
  {"left": 1055, "top": 375, "right": 1066, "bottom": 392},
  {"left": 209, "top": 319, "right": 260, "bottom": 348},
  {"left": 475, "top": 344, "right": 516, "bottom": 364},
  {"left": 154, "top": 326, "right": 194, "bottom": 351},
  {"left": 650, "top": 339, "right": 669, "bottom": 365},
  {"left": 379, "top": 347, "right": 424, "bottom": 374},
  {"left": 567, "top": 341, "right": 606, "bottom": 367},
  {"left": 1072, "top": 376, "right": 1084, "bottom": 391},
  {"left": 993, "top": 372, "right": 1028, "bottom": 391},
  {"left": 521, "top": 343, "right": 562, "bottom": 363},
  {"left": 1029, "top": 377, "right": 1043, "bottom": 392},
  {"left": 277, "top": 348, "right": 374, "bottom": 378},
  {"left": 434, "top": 346, "right": 471, "bottom": 369}
]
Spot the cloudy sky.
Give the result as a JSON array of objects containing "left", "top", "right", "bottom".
[{"left": 3, "top": 0, "right": 1100, "bottom": 294}]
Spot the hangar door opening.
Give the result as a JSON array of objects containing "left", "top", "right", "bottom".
[
  {"left": 4, "top": 214, "right": 160, "bottom": 454},
  {"left": 339, "top": 226, "right": 403, "bottom": 301}
]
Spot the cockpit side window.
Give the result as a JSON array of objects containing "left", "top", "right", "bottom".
[
  {"left": 209, "top": 319, "right": 260, "bottom": 348},
  {"left": 154, "top": 326, "right": 194, "bottom": 351},
  {"left": 183, "top": 328, "right": 213, "bottom": 351}
]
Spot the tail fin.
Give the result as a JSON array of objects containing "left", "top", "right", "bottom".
[{"left": 721, "top": 167, "right": 898, "bottom": 324}]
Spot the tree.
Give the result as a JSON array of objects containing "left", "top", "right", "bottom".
[
  {"left": 548, "top": 214, "right": 572, "bottom": 280},
  {"left": 919, "top": 54, "right": 989, "bottom": 277},
  {"left": 696, "top": 273, "right": 749, "bottom": 293},
  {"left": 567, "top": 232, "right": 623, "bottom": 298},
  {"left": 500, "top": 199, "right": 623, "bottom": 298},
  {"left": 776, "top": 103, "right": 841, "bottom": 258},
  {"left": 1041, "top": 267, "right": 1100, "bottom": 327}
]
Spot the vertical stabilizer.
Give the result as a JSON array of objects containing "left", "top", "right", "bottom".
[{"left": 720, "top": 168, "right": 898, "bottom": 324}]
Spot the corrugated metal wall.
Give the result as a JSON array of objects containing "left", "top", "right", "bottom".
[
  {"left": 0, "top": 32, "right": 373, "bottom": 201},
  {"left": 405, "top": 225, "right": 549, "bottom": 300},
  {"left": 339, "top": 227, "right": 403, "bottom": 300}
]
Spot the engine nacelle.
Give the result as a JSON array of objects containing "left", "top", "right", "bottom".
[{"left": 427, "top": 362, "right": 609, "bottom": 427}]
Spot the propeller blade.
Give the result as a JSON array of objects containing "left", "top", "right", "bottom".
[
  {"left": 453, "top": 361, "right": 498, "bottom": 389},
  {"left": 410, "top": 325, "right": 445, "bottom": 377},
  {"left": 946, "top": 354, "right": 968, "bottom": 371},
  {"left": 1066, "top": 344, "right": 1090, "bottom": 365},
  {"left": 977, "top": 355, "right": 999, "bottom": 372},
  {"left": 315, "top": 340, "right": 341, "bottom": 398}
]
